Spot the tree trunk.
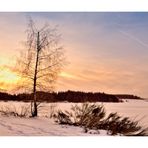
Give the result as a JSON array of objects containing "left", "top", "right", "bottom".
[{"left": 31, "top": 32, "right": 40, "bottom": 117}]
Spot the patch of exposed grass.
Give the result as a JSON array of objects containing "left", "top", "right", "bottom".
[{"left": 0, "top": 104, "right": 30, "bottom": 118}]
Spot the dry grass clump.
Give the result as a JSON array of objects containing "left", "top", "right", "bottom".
[
  {"left": 96, "top": 112, "right": 148, "bottom": 136},
  {"left": 0, "top": 104, "right": 30, "bottom": 118},
  {"left": 54, "top": 103, "right": 148, "bottom": 136},
  {"left": 49, "top": 103, "right": 57, "bottom": 118}
]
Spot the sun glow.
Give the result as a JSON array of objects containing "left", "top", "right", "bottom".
[
  {"left": 59, "top": 71, "right": 79, "bottom": 79},
  {"left": 0, "top": 68, "right": 20, "bottom": 90}
]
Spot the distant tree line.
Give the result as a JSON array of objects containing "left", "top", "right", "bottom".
[
  {"left": 0, "top": 90, "right": 124, "bottom": 103},
  {"left": 115, "top": 94, "right": 143, "bottom": 100}
]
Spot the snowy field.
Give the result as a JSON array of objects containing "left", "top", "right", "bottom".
[{"left": 0, "top": 99, "right": 148, "bottom": 136}]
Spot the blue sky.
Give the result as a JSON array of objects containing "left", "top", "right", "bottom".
[{"left": 0, "top": 12, "right": 148, "bottom": 97}]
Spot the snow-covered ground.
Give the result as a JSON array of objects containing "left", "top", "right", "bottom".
[
  {"left": 0, "top": 116, "right": 104, "bottom": 136},
  {"left": 0, "top": 99, "right": 147, "bottom": 136}
]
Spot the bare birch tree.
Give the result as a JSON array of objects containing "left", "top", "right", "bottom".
[{"left": 16, "top": 19, "right": 64, "bottom": 117}]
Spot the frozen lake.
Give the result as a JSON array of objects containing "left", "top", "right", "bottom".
[
  {"left": 0, "top": 99, "right": 147, "bottom": 126},
  {"left": 0, "top": 99, "right": 147, "bottom": 136},
  {"left": 55, "top": 99, "right": 148, "bottom": 127}
]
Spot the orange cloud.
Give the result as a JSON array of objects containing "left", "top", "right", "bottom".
[{"left": 0, "top": 65, "right": 21, "bottom": 91}]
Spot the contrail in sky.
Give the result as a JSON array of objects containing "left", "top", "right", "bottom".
[{"left": 119, "top": 30, "right": 148, "bottom": 48}]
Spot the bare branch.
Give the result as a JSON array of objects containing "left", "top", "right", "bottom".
[{"left": 15, "top": 18, "right": 65, "bottom": 117}]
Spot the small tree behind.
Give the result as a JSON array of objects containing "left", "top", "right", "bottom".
[{"left": 16, "top": 19, "right": 64, "bottom": 117}]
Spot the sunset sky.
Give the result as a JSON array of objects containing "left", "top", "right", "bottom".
[{"left": 1, "top": 12, "right": 148, "bottom": 97}]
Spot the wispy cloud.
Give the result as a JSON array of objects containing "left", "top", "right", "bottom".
[
  {"left": 1, "top": 12, "right": 148, "bottom": 97},
  {"left": 119, "top": 30, "right": 148, "bottom": 48}
]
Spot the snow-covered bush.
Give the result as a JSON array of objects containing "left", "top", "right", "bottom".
[{"left": 54, "top": 103, "right": 148, "bottom": 136}]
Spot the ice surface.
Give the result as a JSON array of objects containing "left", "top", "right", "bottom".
[{"left": 0, "top": 99, "right": 147, "bottom": 136}]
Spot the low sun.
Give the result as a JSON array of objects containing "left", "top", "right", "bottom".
[
  {"left": 0, "top": 69, "right": 19, "bottom": 83},
  {"left": 0, "top": 68, "right": 20, "bottom": 90}
]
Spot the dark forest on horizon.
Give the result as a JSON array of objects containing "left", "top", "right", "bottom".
[{"left": 0, "top": 90, "right": 143, "bottom": 103}]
